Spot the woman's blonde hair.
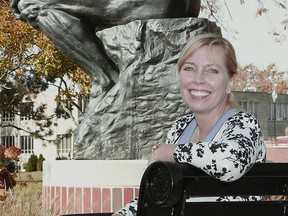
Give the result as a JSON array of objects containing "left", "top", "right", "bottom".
[{"left": 177, "top": 33, "right": 239, "bottom": 108}]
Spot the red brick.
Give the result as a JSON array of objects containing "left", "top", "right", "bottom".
[
  {"left": 75, "top": 187, "right": 83, "bottom": 213},
  {"left": 134, "top": 188, "right": 140, "bottom": 197},
  {"left": 54, "top": 186, "right": 61, "bottom": 213},
  {"left": 67, "top": 187, "right": 75, "bottom": 214},
  {"left": 61, "top": 187, "right": 68, "bottom": 215},
  {"left": 83, "top": 188, "right": 92, "bottom": 213},
  {"left": 124, "top": 188, "right": 134, "bottom": 205},
  {"left": 51, "top": 186, "right": 55, "bottom": 201},
  {"left": 92, "top": 188, "right": 101, "bottom": 213},
  {"left": 102, "top": 188, "right": 111, "bottom": 212},
  {"left": 47, "top": 186, "right": 51, "bottom": 208},
  {"left": 42, "top": 186, "right": 49, "bottom": 211},
  {"left": 112, "top": 188, "right": 122, "bottom": 212}
]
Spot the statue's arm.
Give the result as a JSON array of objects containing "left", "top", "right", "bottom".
[{"left": 12, "top": 0, "right": 201, "bottom": 28}]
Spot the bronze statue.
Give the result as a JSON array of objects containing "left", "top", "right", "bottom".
[{"left": 12, "top": 0, "right": 201, "bottom": 100}]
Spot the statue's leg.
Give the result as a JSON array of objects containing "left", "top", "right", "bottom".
[{"left": 37, "top": 9, "right": 119, "bottom": 97}]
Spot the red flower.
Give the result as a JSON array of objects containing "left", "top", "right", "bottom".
[
  {"left": 4, "top": 146, "right": 21, "bottom": 160},
  {"left": 0, "top": 168, "right": 16, "bottom": 189}
]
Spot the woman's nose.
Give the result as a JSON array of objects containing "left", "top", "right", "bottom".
[{"left": 193, "top": 71, "right": 205, "bottom": 84}]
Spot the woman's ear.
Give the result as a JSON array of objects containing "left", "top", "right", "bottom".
[{"left": 226, "top": 75, "right": 236, "bottom": 94}]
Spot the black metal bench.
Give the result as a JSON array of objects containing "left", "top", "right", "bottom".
[{"left": 136, "top": 161, "right": 288, "bottom": 216}]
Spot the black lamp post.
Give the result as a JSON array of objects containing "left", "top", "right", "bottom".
[{"left": 272, "top": 86, "right": 278, "bottom": 143}]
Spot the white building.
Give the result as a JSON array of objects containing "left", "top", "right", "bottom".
[{"left": 0, "top": 87, "right": 80, "bottom": 167}]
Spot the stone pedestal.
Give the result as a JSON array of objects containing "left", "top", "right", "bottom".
[{"left": 42, "top": 160, "right": 147, "bottom": 214}]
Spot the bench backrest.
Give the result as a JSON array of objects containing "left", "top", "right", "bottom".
[{"left": 136, "top": 162, "right": 288, "bottom": 216}]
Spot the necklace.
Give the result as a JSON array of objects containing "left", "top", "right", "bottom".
[{"left": 197, "top": 104, "right": 230, "bottom": 142}]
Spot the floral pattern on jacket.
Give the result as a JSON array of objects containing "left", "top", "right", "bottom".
[{"left": 170, "top": 111, "right": 266, "bottom": 182}]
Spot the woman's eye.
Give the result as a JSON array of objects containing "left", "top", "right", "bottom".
[
  {"left": 183, "top": 66, "right": 196, "bottom": 72},
  {"left": 207, "top": 68, "right": 218, "bottom": 74}
]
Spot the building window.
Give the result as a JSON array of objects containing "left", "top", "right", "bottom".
[
  {"left": 20, "top": 102, "right": 33, "bottom": 121},
  {"left": 20, "top": 115, "right": 31, "bottom": 121},
  {"left": 1, "top": 136, "right": 15, "bottom": 148},
  {"left": 2, "top": 110, "right": 15, "bottom": 122},
  {"left": 20, "top": 136, "right": 34, "bottom": 154},
  {"left": 269, "top": 103, "right": 288, "bottom": 121},
  {"left": 57, "top": 134, "right": 72, "bottom": 154},
  {"left": 239, "top": 101, "right": 260, "bottom": 119},
  {"left": 78, "top": 97, "right": 89, "bottom": 114}
]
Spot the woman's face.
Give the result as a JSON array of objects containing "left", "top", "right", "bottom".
[{"left": 179, "top": 44, "right": 234, "bottom": 115}]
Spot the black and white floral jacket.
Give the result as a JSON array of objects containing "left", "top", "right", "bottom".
[
  {"left": 115, "top": 111, "right": 266, "bottom": 215},
  {"left": 170, "top": 111, "right": 266, "bottom": 182}
]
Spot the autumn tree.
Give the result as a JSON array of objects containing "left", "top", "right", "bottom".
[
  {"left": 234, "top": 64, "right": 288, "bottom": 94},
  {"left": 0, "top": 0, "right": 90, "bottom": 140}
]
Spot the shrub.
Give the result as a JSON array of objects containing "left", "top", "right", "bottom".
[
  {"left": 26, "top": 154, "right": 38, "bottom": 172},
  {"left": 37, "top": 154, "right": 45, "bottom": 171}
]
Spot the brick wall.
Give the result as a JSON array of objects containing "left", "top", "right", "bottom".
[
  {"left": 43, "top": 185, "right": 140, "bottom": 214},
  {"left": 42, "top": 160, "right": 147, "bottom": 214}
]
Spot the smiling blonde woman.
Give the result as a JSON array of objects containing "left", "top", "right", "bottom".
[{"left": 113, "top": 33, "right": 266, "bottom": 216}]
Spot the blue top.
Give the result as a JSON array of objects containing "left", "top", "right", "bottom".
[{"left": 178, "top": 109, "right": 239, "bottom": 144}]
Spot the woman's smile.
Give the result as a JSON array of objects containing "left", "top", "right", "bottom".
[{"left": 189, "top": 89, "right": 211, "bottom": 99}]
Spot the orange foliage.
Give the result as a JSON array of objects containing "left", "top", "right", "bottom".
[
  {"left": 0, "top": 0, "right": 91, "bottom": 107},
  {"left": 234, "top": 64, "right": 288, "bottom": 94}
]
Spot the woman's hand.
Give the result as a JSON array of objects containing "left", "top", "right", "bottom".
[{"left": 147, "top": 144, "right": 177, "bottom": 165}]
